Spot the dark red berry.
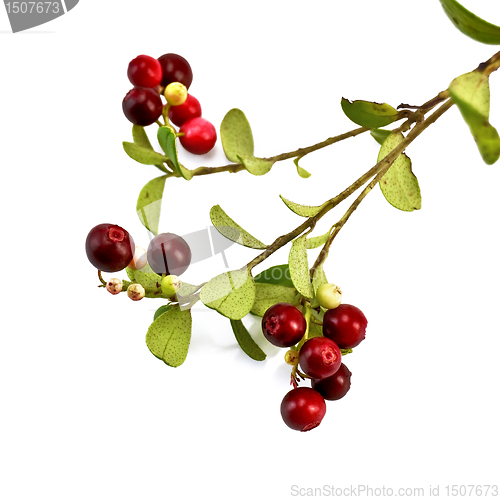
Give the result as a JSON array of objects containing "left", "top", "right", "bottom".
[
  {"left": 157, "top": 53, "right": 193, "bottom": 89},
  {"left": 147, "top": 233, "right": 191, "bottom": 276},
  {"left": 280, "top": 387, "right": 326, "bottom": 432},
  {"left": 312, "top": 363, "right": 352, "bottom": 401},
  {"left": 122, "top": 87, "right": 163, "bottom": 126},
  {"left": 262, "top": 303, "right": 306, "bottom": 348},
  {"left": 127, "top": 55, "right": 163, "bottom": 88},
  {"left": 85, "top": 223, "right": 135, "bottom": 273},
  {"left": 299, "top": 337, "right": 342, "bottom": 380},
  {"left": 323, "top": 304, "right": 367, "bottom": 349},
  {"left": 168, "top": 94, "right": 202, "bottom": 127},
  {"left": 179, "top": 117, "right": 217, "bottom": 155}
]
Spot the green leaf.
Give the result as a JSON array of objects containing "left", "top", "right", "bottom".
[
  {"left": 136, "top": 175, "right": 167, "bottom": 235},
  {"left": 294, "top": 157, "right": 311, "bottom": 178},
  {"left": 251, "top": 283, "right": 298, "bottom": 316},
  {"left": 132, "top": 125, "right": 154, "bottom": 149},
  {"left": 306, "top": 230, "right": 330, "bottom": 250},
  {"left": 312, "top": 264, "right": 328, "bottom": 296},
  {"left": 440, "top": 0, "right": 500, "bottom": 45},
  {"left": 341, "top": 98, "right": 399, "bottom": 128},
  {"left": 146, "top": 306, "right": 192, "bottom": 367},
  {"left": 280, "top": 195, "right": 325, "bottom": 218},
  {"left": 254, "top": 264, "right": 294, "bottom": 288},
  {"left": 449, "top": 71, "right": 500, "bottom": 165},
  {"left": 154, "top": 305, "right": 171, "bottom": 321},
  {"left": 126, "top": 263, "right": 165, "bottom": 298},
  {"left": 309, "top": 322, "right": 324, "bottom": 339},
  {"left": 370, "top": 128, "right": 392, "bottom": 146},
  {"left": 289, "top": 235, "right": 314, "bottom": 299},
  {"left": 341, "top": 348, "right": 353, "bottom": 356},
  {"left": 377, "top": 132, "right": 421, "bottom": 211},
  {"left": 210, "top": 205, "right": 267, "bottom": 250},
  {"left": 200, "top": 268, "right": 256, "bottom": 320},
  {"left": 230, "top": 319, "right": 266, "bottom": 361},
  {"left": 123, "top": 142, "right": 168, "bottom": 165},
  {"left": 157, "top": 126, "right": 194, "bottom": 180},
  {"left": 220, "top": 109, "right": 274, "bottom": 176}
]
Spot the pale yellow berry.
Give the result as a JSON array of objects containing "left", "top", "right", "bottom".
[
  {"left": 164, "top": 82, "right": 188, "bottom": 106},
  {"left": 128, "top": 246, "right": 147, "bottom": 271},
  {"left": 106, "top": 278, "right": 123, "bottom": 295},
  {"left": 284, "top": 349, "right": 299, "bottom": 366},
  {"left": 127, "top": 283, "right": 145, "bottom": 301},
  {"left": 316, "top": 283, "right": 342, "bottom": 310},
  {"left": 161, "top": 275, "right": 181, "bottom": 297}
]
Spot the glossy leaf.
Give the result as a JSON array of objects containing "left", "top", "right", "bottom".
[
  {"left": 146, "top": 306, "right": 192, "bottom": 367},
  {"left": 377, "top": 132, "right": 421, "bottom": 211},
  {"left": 123, "top": 142, "right": 168, "bottom": 165},
  {"left": 230, "top": 319, "right": 266, "bottom": 361},
  {"left": 254, "top": 264, "right": 294, "bottom": 288},
  {"left": 210, "top": 205, "right": 267, "bottom": 249},
  {"left": 280, "top": 195, "right": 325, "bottom": 218},
  {"left": 306, "top": 230, "right": 330, "bottom": 250},
  {"left": 200, "top": 268, "right": 256, "bottom": 320},
  {"left": 289, "top": 235, "right": 314, "bottom": 299},
  {"left": 341, "top": 98, "right": 399, "bottom": 128},
  {"left": 136, "top": 175, "right": 167, "bottom": 235},
  {"left": 157, "top": 126, "right": 194, "bottom": 180},
  {"left": 440, "top": 0, "right": 500, "bottom": 45},
  {"left": 370, "top": 128, "right": 392, "bottom": 146},
  {"left": 294, "top": 157, "right": 311, "bottom": 178},
  {"left": 251, "top": 283, "right": 298, "bottom": 317},
  {"left": 449, "top": 71, "right": 500, "bottom": 165}
]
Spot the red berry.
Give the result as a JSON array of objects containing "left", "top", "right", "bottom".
[
  {"left": 280, "top": 387, "right": 326, "bottom": 432},
  {"left": 312, "top": 363, "right": 352, "bottom": 401},
  {"left": 147, "top": 233, "right": 191, "bottom": 276},
  {"left": 299, "top": 337, "right": 342, "bottom": 380},
  {"left": 262, "top": 303, "right": 306, "bottom": 348},
  {"left": 127, "top": 55, "right": 163, "bottom": 88},
  {"left": 122, "top": 87, "right": 163, "bottom": 126},
  {"left": 168, "top": 94, "right": 202, "bottom": 127},
  {"left": 323, "top": 304, "right": 367, "bottom": 349},
  {"left": 157, "top": 53, "right": 193, "bottom": 89},
  {"left": 85, "top": 223, "right": 135, "bottom": 273},
  {"left": 179, "top": 117, "right": 217, "bottom": 155}
]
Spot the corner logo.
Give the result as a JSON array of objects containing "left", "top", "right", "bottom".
[{"left": 3, "top": 0, "right": 78, "bottom": 32}]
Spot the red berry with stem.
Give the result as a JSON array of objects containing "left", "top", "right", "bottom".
[
  {"left": 85, "top": 223, "right": 135, "bottom": 273},
  {"left": 262, "top": 303, "right": 306, "bottom": 348},
  {"left": 312, "top": 363, "right": 352, "bottom": 401},
  {"left": 157, "top": 53, "right": 193, "bottom": 89},
  {"left": 179, "top": 117, "right": 217, "bottom": 155},
  {"left": 122, "top": 87, "right": 163, "bottom": 126},
  {"left": 147, "top": 233, "right": 191, "bottom": 276},
  {"left": 323, "top": 304, "right": 368, "bottom": 349},
  {"left": 299, "top": 337, "right": 342, "bottom": 380},
  {"left": 168, "top": 94, "right": 202, "bottom": 127},
  {"left": 280, "top": 387, "right": 326, "bottom": 432},
  {"left": 127, "top": 55, "right": 163, "bottom": 88}
]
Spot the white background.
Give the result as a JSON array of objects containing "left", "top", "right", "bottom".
[{"left": 1, "top": 1, "right": 499, "bottom": 499}]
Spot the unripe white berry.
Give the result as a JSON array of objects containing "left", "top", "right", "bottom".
[
  {"left": 128, "top": 246, "right": 147, "bottom": 271},
  {"left": 164, "top": 82, "right": 188, "bottom": 106},
  {"left": 316, "top": 283, "right": 342, "bottom": 310},
  {"left": 127, "top": 283, "right": 145, "bottom": 301},
  {"left": 106, "top": 278, "right": 123, "bottom": 295}
]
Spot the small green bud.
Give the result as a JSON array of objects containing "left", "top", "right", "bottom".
[
  {"left": 161, "top": 275, "right": 181, "bottom": 297},
  {"left": 316, "top": 283, "right": 342, "bottom": 310}
]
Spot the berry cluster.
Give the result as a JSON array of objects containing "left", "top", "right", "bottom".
[
  {"left": 261, "top": 286, "right": 367, "bottom": 432},
  {"left": 122, "top": 53, "right": 217, "bottom": 155},
  {"left": 85, "top": 223, "right": 191, "bottom": 301}
]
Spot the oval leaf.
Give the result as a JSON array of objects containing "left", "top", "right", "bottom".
[
  {"left": 288, "top": 235, "right": 314, "bottom": 299},
  {"left": 154, "top": 305, "right": 171, "bottom": 321},
  {"left": 126, "top": 263, "right": 165, "bottom": 298},
  {"left": 251, "top": 283, "right": 299, "bottom": 317},
  {"left": 449, "top": 71, "right": 500, "bottom": 164},
  {"left": 280, "top": 195, "right": 325, "bottom": 218},
  {"left": 146, "top": 306, "right": 192, "bottom": 367},
  {"left": 200, "top": 268, "right": 256, "bottom": 320},
  {"left": 132, "top": 125, "right": 154, "bottom": 149},
  {"left": 136, "top": 175, "right": 167, "bottom": 235},
  {"left": 237, "top": 155, "right": 275, "bottom": 176},
  {"left": 157, "top": 126, "right": 194, "bottom": 180},
  {"left": 254, "top": 264, "right": 294, "bottom": 288},
  {"left": 377, "top": 132, "right": 421, "bottom": 211},
  {"left": 440, "top": 0, "right": 500, "bottom": 45},
  {"left": 306, "top": 230, "right": 330, "bottom": 250},
  {"left": 230, "top": 319, "right": 266, "bottom": 361},
  {"left": 370, "top": 128, "right": 392, "bottom": 146},
  {"left": 220, "top": 109, "right": 255, "bottom": 162},
  {"left": 210, "top": 205, "right": 267, "bottom": 249},
  {"left": 123, "top": 142, "right": 168, "bottom": 165},
  {"left": 341, "top": 98, "right": 399, "bottom": 128}
]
